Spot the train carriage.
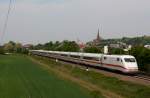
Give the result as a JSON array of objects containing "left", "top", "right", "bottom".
[{"left": 30, "top": 50, "right": 138, "bottom": 73}]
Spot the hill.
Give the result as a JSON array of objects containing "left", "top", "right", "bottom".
[{"left": 101, "top": 35, "right": 150, "bottom": 46}]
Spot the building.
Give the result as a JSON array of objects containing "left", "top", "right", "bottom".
[
  {"left": 23, "top": 44, "right": 33, "bottom": 49},
  {"left": 93, "top": 29, "right": 102, "bottom": 45},
  {"left": 109, "top": 44, "right": 120, "bottom": 48},
  {"left": 109, "top": 42, "right": 127, "bottom": 49},
  {"left": 88, "top": 29, "right": 102, "bottom": 46}
]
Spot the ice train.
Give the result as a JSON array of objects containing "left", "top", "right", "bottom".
[{"left": 30, "top": 50, "right": 139, "bottom": 73}]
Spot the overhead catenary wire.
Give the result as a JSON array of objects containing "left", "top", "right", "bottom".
[{"left": 0, "top": 0, "right": 13, "bottom": 45}]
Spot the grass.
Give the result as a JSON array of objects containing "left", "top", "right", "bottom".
[
  {"left": 0, "top": 54, "right": 100, "bottom": 98},
  {"left": 32, "top": 55, "right": 150, "bottom": 98}
]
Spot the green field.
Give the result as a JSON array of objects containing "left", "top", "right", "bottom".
[
  {"left": 1, "top": 54, "right": 150, "bottom": 98},
  {"left": 0, "top": 55, "right": 95, "bottom": 98}
]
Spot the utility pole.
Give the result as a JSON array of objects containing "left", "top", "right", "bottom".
[{"left": 0, "top": 0, "right": 13, "bottom": 45}]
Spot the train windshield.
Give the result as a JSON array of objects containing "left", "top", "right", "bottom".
[{"left": 124, "top": 58, "right": 136, "bottom": 62}]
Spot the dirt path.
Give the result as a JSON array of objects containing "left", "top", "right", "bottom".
[{"left": 29, "top": 57, "right": 124, "bottom": 98}]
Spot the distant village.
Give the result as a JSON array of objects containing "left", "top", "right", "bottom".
[
  {"left": 4, "top": 29, "right": 150, "bottom": 52},
  {"left": 83, "top": 29, "right": 150, "bottom": 51}
]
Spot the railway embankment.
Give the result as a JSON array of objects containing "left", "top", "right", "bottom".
[{"left": 30, "top": 55, "right": 150, "bottom": 98}]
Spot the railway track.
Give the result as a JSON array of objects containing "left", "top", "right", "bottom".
[{"left": 133, "top": 74, "right": 150, "bottom": 82}]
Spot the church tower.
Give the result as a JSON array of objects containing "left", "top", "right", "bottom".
[
  {"left": 96, "top": 29, "right": 101, "bottom": 41},
  {"left": 92, "top": 28, "right": 102, "bottom": 45}
]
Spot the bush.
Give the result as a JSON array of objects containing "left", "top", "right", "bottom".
[
  {"left": 83, "top": 47, "right": 102, "bottom": 53},
  {"left": 0, "top": 47, "right": 5, "bottom": 55},
  {"left": 21, "top": 49, "right": 29, "bottom": 54},
  {"left": 109, "top": 48, "right": 125, "bottom": 55},
  {"left": 56, "top": 40, "right": 80, "bottom": 52},
  {"left": 130, "top": 46, "right": 150, "bottom": 72}
]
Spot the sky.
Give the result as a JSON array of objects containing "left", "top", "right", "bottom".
[{"left": 0, "top": 0, "right": 150, "bottom": 44}]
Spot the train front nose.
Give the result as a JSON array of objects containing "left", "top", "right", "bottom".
[
  {"left": 125, "top": 63, "right": 139, "bottom": 73},
  {"left": 124, "top": 68, "right": 139, "bottom": 73}
]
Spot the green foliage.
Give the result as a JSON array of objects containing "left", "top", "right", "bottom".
[
  {"left": 14, "top": 43, "right": 22, "bottom": 53},
  {"left": 33, "top": 40, "right": 80, "bottom": 52},
  {"left": 0, "top": 47, "right": 5, "bottom": 54},
  {"left": 21, "top": 48, "right": 29, "bottom": 54},
  {"left": 83, "top": 46, "right": 102, "bottom": 53},
  {"left": 3, "top": 41, "right": 29, "bottom": 54},
  {"left": 34, "top": 40, "right": 80, "bottom": 52},
  {"left": 4, "top": 41, "right": 15, "bottom": 52},
  {"left": 56, "top": 40, "right": 80, "bottom": 52},
  {"left": 130, "top": 46, "right": 150, "bottom": 72},
  {"left": 34, "top": 44, "right": 44, "bottom": 50},
  {"left": 43, "top": 41, "right": 54, "bottom": 50},
  {"left": 101, "top": 36, "right": 150, "bottom": 46},
  {"left": 123, "top": 36, "right": 150, "bottom": 46},
  {"left": 109, "top": 48, "right": 125, "bottom": 55}
]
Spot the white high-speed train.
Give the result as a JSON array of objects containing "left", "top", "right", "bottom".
[{"left": 30, "top": 50, "right": 139, "bottom": 73}]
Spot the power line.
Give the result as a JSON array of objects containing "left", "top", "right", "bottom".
[{"left": 0, "top": 0, "right": 13, "bottom": 45}]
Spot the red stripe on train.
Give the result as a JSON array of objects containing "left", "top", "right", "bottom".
[
  {"left": 101, "top": 63, "right": 126, "bottom": 69},
  {"left": 82, "top": 59, "right": 126, "bottom": 69}
]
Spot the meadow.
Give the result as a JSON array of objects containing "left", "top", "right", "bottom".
[{"left": 0, "top": 54, "right": 96, "bottom": 98}]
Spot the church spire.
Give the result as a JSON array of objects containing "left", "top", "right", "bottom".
[
  {"left": 97, "top": 28, "right": 100, "bottom": 40},
  {"left": 91, "top": 28, "right": 102, "bottom": 46}
]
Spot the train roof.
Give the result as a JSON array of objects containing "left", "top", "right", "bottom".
[
  {"left": 30, "top": 50, "right": 135, "bottom": 58},
  {"left": 103, "top": 54, "right": 135, "bottom": 58}
]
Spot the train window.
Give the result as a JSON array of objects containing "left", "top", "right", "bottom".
[
  {"left": 84, "top": 57, "right": 99, "bottom": 61},
  {"left": 70, "top": 55, "right": 80, "bottom": 58},
  {"left": 124, "top": 58, "right": 136, "bottom": 62},
  {"left": 104, "top": 57, "right": 107, "bottom": 60},
  {"left": 117, "top": 58, "right": 120, "bottom": 61},
  {"left": 61, "top": 54, "right": 67, "bottom": 56},
  {"left": 121, "top": 59, "right": 123, "bottom": 62}
]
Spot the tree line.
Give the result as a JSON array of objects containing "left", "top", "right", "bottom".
[
  {"left": 0, "top": 40, "right": 150, "bottom": 74},
  {"left": 101, "top": 35, "right": 150, "bottom": 46},
  {"left": 0, "top": 41, "right": 29, "bottom": 54},
  {"left": 0, "top": 40, "right": 102, "bottom": 54}
]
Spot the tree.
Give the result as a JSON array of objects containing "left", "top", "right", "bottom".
[
  {"left": 130, "top": 46, "right": 150, "bottom": 72},
  {"left": 0, "top": 46, "right": 5, "bottom": 54},
  {"left": 83, "top": 46, "right": 102, "bottom": 53},
  {"left": 56, "top": 40, "right": 80, "bottom": 52},
  {"left": 4, "top": 42, "right": 14, "bottom": 53},
  {"left": 21, "top": 48, "right": 29, "bottom": 54},
  {"left": 43, "top": 41, "right": 53, "bottom": 50},
  {"left": 34, "top": 44, "right": 43, "bottom": 50},
  {"left": 109, "top": 48, "right": 125, "bottom": 55},
  {"left": 14, "top": 43, "right": 22, "bottom": 53}
]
